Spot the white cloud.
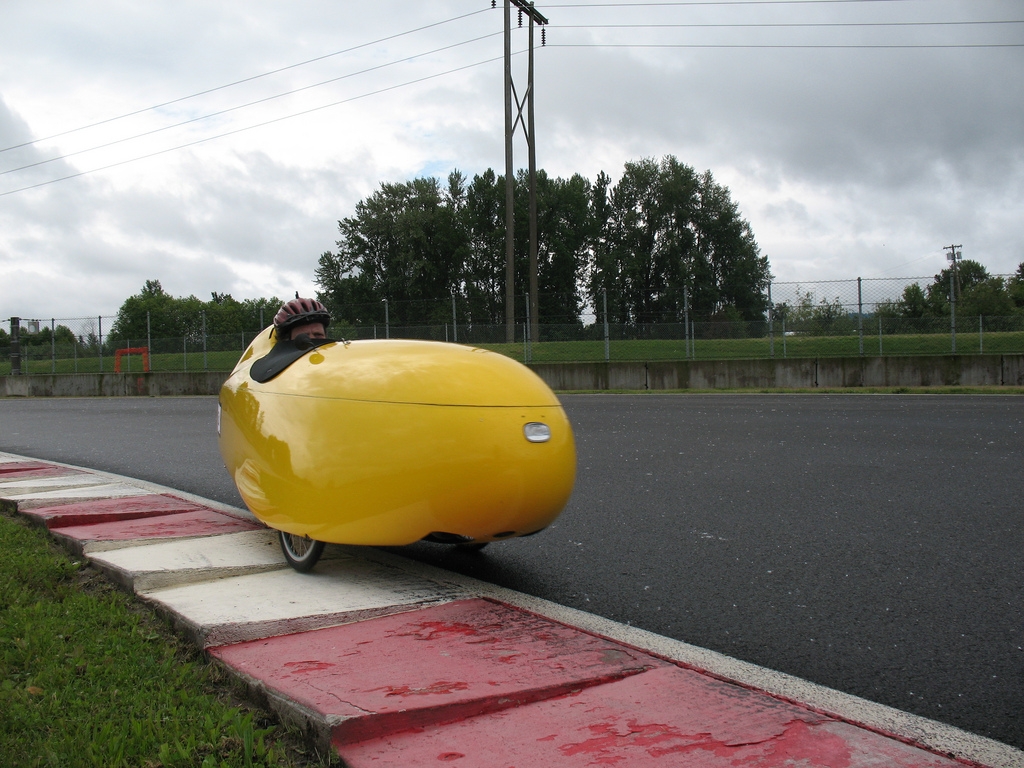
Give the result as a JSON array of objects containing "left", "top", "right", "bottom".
[{"left": 1, "top": 0, "right": 1022, "bottom": 321}]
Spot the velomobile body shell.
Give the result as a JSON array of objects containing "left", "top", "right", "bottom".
[{"left": 218, "top": 330, "right": 575, "bottom": 546}]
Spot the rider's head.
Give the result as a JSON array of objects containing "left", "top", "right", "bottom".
[{"left": 273, "top": 296, "right": 331, "bottom": 341}]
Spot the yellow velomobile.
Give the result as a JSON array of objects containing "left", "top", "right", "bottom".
[{"left": 218, "top": 329, "right": 576, "bottom": 571}]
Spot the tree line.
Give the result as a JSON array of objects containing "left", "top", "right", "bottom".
[
  {"left": 8, "top": 154, "right": 1023, "bottom": 351},
  {"left": 314, "top": 155, "right": 771, "bottom": 328},
  {"left": 105, "top": 280, "right": 283, "bottom": 344},
  {"left": 876, "top": 260, "right": 1024, "bottom": 321}
]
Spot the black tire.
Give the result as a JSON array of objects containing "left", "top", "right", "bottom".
[
  {"left": 279, "top": 531, "right": 325, "bottom": 572},
  {"left": 455, "top": 542, "right": 489, "bottom": 552}
]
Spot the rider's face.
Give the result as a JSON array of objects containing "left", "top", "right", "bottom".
[{"left": 290, "top": 321, "right": 326, "bottom": 340}]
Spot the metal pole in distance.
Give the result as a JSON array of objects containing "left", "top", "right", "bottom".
[
  {"left": 452, "top": 295, "right": 458, "bottom": 343},
  {"left": 979, "top": 315, "right": 983, "bottom": 354},
  {"left": 10, "top": 317, "right": 21, "bottom": 376},
  {"left": 878, "top": 316, "right": 883, "bottom": 355},
  {"left": 950, "top": 268, "right": 957, "bottom": 354},
  {"left": 767, "top": 282, "right": 774, "bottom": 358},
  {"left": 98, "top": 316, "right": 103, "bottom": 372},
  {"left": 503, "top": 0, "right": 515, "bottom": 344},
  {"left": 147, "top": 311, "right": 151, "bottom": 357},
  {"left": 857, "top": 277, "right": 864, "bottom": 356},
  {"left": 683, "top": 287, "right": 690, "bottom": 359},
  {"left": 944, "top": 243, "right": 961, "bottom": 354},
  {"left": 51, "top": 318, "right": 56, "bottom": 373},
  {"left": 202, "top": 310, "right": 208, "bottom": 370},
  {"left": 525, "top": 292, "right": 532, "bottom": 363},
  {"left": 602, "top": 289, "right": 610, "bottom": 362},
  {"left": 384, "top": 298, "right": 390, "bottom": 339}
]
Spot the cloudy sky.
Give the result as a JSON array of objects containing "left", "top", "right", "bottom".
[{"left": 1, "top": 0, "right": 1021, "bottom": 320}]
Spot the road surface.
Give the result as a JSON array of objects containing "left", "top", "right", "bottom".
[{"left": 1, "top": 393, "right": 1021, "bottom": 749}]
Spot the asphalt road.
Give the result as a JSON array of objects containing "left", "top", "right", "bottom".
[{"left": 1, "top": 393, "right": 1021, "bottom": 749}]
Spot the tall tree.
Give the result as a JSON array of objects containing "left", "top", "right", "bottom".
[
  {"left": 590, "top": 156, "right": 768, "bottom": 324},
  {"left": 316, "top": 173, "right": 468, "bottom": 325},
  {"left": 462, "top": 169, "right": 507, "bottom": 325}
]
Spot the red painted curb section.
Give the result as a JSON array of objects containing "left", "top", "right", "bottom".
[
  {"left": 0, "top": 463, "right": 84, "bottom": 480},
  {"left": 51, "top": 508, "right": 262, "bottom": 543},
  {"left": 339, "top": 665, "right": 963, "bottom": 768},
  {"left": 210, "top": 598, "right": 663, "bottom": 746},
  {"left": 0, "top": 460, "right": 66, "bottom": 474},
  {"left": 21, "top": 494, "right": 205, "bottom": 529}
]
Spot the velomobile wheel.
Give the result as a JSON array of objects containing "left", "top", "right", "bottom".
[
  {"left": 279, "top": 531, "right": 325, "bottom": 572},
  {"left": 456, "top": 542, "right": 489, "bottom": 552}
]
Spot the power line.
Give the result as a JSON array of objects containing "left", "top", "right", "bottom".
[
  {"left": 1, "top": 32, "right": 502, "bottom": 178},
  {"left": 551, "top": 20, "right": 1024, "bottom": 29},
  {"left": 0, "top": 53, "right": 515, "bottom": 198},
  {"left": 0, "top": 8, "right": 491, "bottom": 155},
  {"left": 545, "top": 1, "right": 921, "bottom": 7},
  {"left": 548, "top": 42, "right": 1023, "bottom": 48}
]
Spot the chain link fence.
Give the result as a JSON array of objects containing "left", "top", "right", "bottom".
[{"left": 3, "top": 276, "right": 1023, "bottom": 374}]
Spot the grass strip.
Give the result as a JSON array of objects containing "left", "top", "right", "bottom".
[{"left": 0, "top": 502, "right": 337, "bottom": 768}]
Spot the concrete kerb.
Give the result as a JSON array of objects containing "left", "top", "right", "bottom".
[
  {"left": 2, "top": 451, "right": 1023, "bottom": 768},
  {"left": 348, "top": 546, "right": 1022, "bottom": 768}
]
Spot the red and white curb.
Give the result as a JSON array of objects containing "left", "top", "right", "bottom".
[{"left": 1, "top": 450, "right": 1020, "bottom": 768}]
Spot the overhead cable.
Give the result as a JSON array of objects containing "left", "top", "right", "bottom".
[
  {"left": 0, "top": 53, "right": 516, "bottom": 198},
  {"left": 0, "top": 32, "right": 502, "bottom": 178},
  {"left": 0, "top": 7, "right": 491, "bottom": 155}
]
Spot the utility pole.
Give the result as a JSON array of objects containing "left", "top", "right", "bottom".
[
  {"left": 944, "top": 243, "right": 963, "bottom": 300},
  {"left": 500, "top": 0, "right": 547, "bottom": 343},
  {"left": 944, "top": 244, "right": 962, "bottom": 353}
]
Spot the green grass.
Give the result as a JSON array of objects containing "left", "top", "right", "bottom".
[
  {"left": 477, "top": 330, "right": 1024, "bottom": 363},
  {"left": 1, "top": 350, "right": 246, "bottom": 376},
  {"left": 3, "top": 329, "right": 1023, "bottom": 374},
  {"left": 0, "top": 504, "right": 336, "bottom": 768}
]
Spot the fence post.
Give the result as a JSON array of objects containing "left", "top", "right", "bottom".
[
  {"left": 524, "top": 292, "right": 532, "bottom": 363},
  {"left": 202, "top": 311, "right": 208, "bottom": 370},
  {"left": 9, "top": 317, "right": 21, "bottom": 375},
  {"left": 98, "top": 316, "right": 103, "bottom": 372},
  {"left": 878, "top": 316, "right": 883, "bottom": 355},
  {"left": 384, "top": 299, "right": 390, "bottom": 339},
  {"left": 602, "top": 289, "right": 610, "bottom": 362},
  {"left": 452, "top": 295, "right": 458, "bottom": 343},
  {"left": 782, "top": 317, "right": 787, "bottom": 358},
  {"left": 857, "top": 277, "right": 864, "bottom": 356},
  {"left": 183, "top": 333, "right": 187, "bottom": 372},
  {"left": 950, "top": 269, "right": 957, "bottom": 353},
  {"left": 979, "top": 315, "right": 983, "bottom": 354},
  {"left": 51, "top": 318, "right": 56, "bottom": 373},
  {"left": 768, "top": 282, "right": 774, "bottom": 359},
  {"left": 147, "top": 311, "right": 151, "bottom": 357},
  {"left": 683, "top": 287, "right": 690, "bottom": 359}
]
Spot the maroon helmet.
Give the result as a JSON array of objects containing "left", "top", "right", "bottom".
[{"left": 273, "top": 296, "right": 331, "bottom": 336}]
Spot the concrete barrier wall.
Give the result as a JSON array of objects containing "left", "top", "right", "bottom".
[
  {"left": 529, "top": 354, "right": 1024, "bottom": 391},
  {"left": 2, "top": 371, "right": 230, "bottom": 397},
  {"left": 3, "top": 355, "right": 1023, "bottom": 397}
]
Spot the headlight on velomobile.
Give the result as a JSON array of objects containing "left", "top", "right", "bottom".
[{"left": 217, "top": 329, "right": 576, "bottom": 571}]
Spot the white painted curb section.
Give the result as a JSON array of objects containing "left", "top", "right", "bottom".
[{"left": 2, "top": 451, "right": 1022, "bottom": 768}]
